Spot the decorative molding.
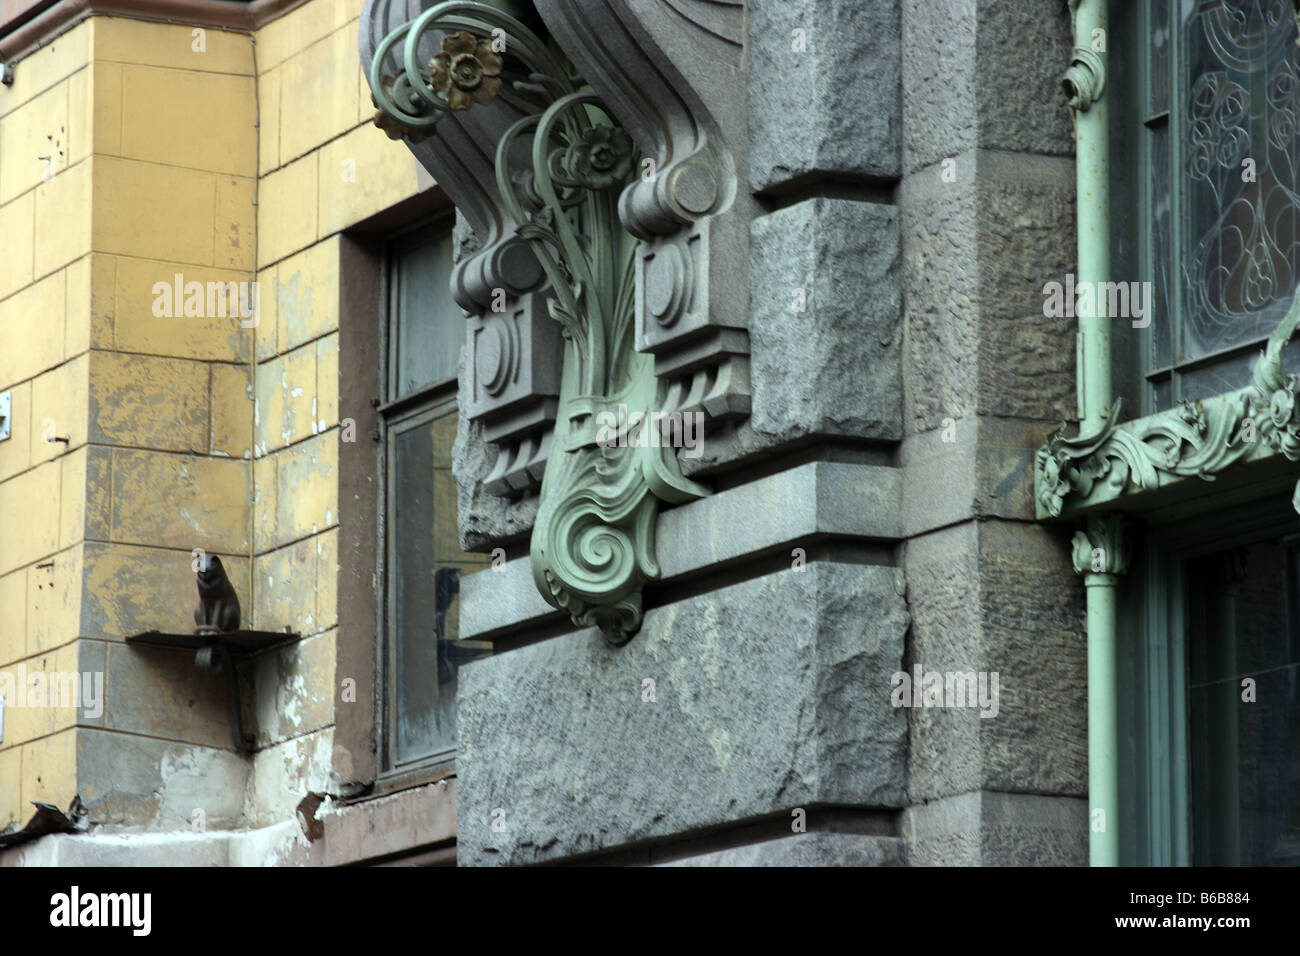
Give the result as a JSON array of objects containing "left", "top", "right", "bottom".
[
  {"left": 535, "top": 0, "right": 753, "bottom": 433},
  {"left": 1035, "top": 289, "right": 1300, "bottom": 520},
  {"left": 363, "top": 1, "right": 561, "bottom": 502},
  {"left": 363, "top": 0, "right": 755, "bottom": 507},
  {"left": 1071, "top": 514, "right": 1128, "bottom": 578},
  {"left": 366, "top": 1, "right": 710, "bottom": 641},
  {"left": 1063, "top": 0, "right": 1106, "bottom": 113},
  {"left": 0, "top": 0, "right": 311, "bottom": 62}
]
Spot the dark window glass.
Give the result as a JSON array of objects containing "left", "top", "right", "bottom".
[
  {"left": 388, "top": 225, "right": 461, "bottom": 398},
  {"left": 1187, "top": 536, "right": 1300, "bottom": 865},
  {"left": 380, "top": 217, "right": 490, "bottom": 773},
  {"left": 1130, "top": 1, "right": 1300, "bottom": 404}
]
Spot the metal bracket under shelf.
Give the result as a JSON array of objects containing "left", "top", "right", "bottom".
[{"left": 125, "top": 630, "right": 299, "bottom": 752}]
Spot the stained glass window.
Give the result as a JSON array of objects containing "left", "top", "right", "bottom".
[{"left": 1135, "top": 0, "right": 1300, "bottom": 405}]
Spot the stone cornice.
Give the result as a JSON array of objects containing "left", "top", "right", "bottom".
[{"left": 1, "top": 0, "right": 308, "bottom": 61}]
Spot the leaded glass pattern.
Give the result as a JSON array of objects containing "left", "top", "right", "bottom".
[
  {"left": 1136, "top": 0, "right": 1300, "bottom": 406},
  {"left": 1180, "top": 0, "right": 1300, "bottom": 360}
]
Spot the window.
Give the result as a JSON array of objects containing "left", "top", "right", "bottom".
[
  {"left": 379, "top": 216, "right": 491, "bottom": 776},
  {"left": 1186, "top": 534, "right": 1300, "bottom": 865},
  {"left": 1121, "top": 0, "right": 1300, "bottom": 409},
  {"left": 1120, "top": 497, "right": 1300, "bottom": 865},
  {"left": 1111, "top": 2, "right": 1300, "bottom": 866}
]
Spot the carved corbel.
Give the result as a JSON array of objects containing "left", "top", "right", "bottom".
[{"left": 363, "top": 1, "right": 714, "bottom": 641}]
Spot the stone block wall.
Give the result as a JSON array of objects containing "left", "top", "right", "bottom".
[
  {"left": 0, "top": 0, "right": 442, "bottom": 861},
  {"left": 0, "top": 0, "right": 1092, "bottom": 867},
  {"left": 451, "top": 0, "right": 1090, "bottom": 866}
]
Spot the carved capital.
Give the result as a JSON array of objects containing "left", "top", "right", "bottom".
[{"left": 1071, "top": 514, "right": 1127, "bottom": 578}]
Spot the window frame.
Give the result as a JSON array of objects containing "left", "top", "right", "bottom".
[
  {"left": 379, "top": 390, "right": 459, "bottom": 778},
  {"left": 374, "top": 212, "right": 466, "bottom": 785},
  {"left": 1119, "top": 486, "right": 1300, "bottom": 865},
  {"left": 1100, "top": 5, "right": 1300, "bottom": 863}
]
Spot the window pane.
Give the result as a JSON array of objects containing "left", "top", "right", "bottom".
[
  {"left": 1149, "top": 0, "right": 1171, "bottom": 116},
  {"left": 1187, "top": 536, "right": 1300, "bottom": 865},
  {"left": 1178, "top": 1, "right": 1300, "bottom": 362},
  {"left": 1151, "top": 121, "right": 1174, "bottom": 372},
  {"left": 390, "top": 226, "right": 463, "bottom": 398},
  {"left": 390, "top": 410, "right": 491, "bottom": 767}
]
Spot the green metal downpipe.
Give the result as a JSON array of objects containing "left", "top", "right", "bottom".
[
  {"left": 1082, "top": 558, "right": 1121, "bottom": 867},
  {"left": 1064, "top": 0, "right": 1119, "bottom": 867},
  {"left": 1065, "top": 0, "right": 1111, "bottom": 434}
]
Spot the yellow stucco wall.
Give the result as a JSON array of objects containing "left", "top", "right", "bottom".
[{"left": 0, "top": 0, "right": 422, "bottom": 834}]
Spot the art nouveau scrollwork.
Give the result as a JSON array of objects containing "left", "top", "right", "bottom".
[
  {"left": 534, "top": 0, "right": 753, "bottom": 455},
  {"left": 364, "top": 1, "right": 728, "bottom": 641},
  {"left": 1035, "top": 289, "right": 1300, "bottom": 519},
  {"left": 1063, "top": 0, "right": 1107, "bottom": 112}
]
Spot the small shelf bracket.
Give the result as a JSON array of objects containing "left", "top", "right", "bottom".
[{"left": 125, "top": 630, "right": 298, "bottom": 752}]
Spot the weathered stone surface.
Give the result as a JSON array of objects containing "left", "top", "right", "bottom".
[
  {"left": 904, "top": 791, "right": 1086, "bottom": 866},
  {"left": 243, "top": 726, "right": 336, "bottom": 828},
  {"left": 975, "top": 520, "right": 1086, "bottom": 795},
  {"left": 459, "top": 555, "right": 558, "bottom": 641},
  {"left": 457, "top": 562, "right": 909, "bottom": 865},
  {"left": 900, "top": 151, "right": 1075, "bottom": 435},
  {"left": 314, "top": 778, "right": 457, "bottom": 866},
  {"left": 103, "top": 643, "right": 231, "bottom": 750},
  {"left": 904, "top": 520, "right": 1086, "bottom": 803},
  {"left": 902, "top": 0, "right": 1072, "bottom": 175},
  {"left": 251, "top": 629, "right": 336, "bottom": 748},
  {"left": 902, "top": 0, "right": 976, "bottom": 175},
  {"left": 973, "top": 0, "right": 1073, "bottom": 160},
  {"left": 659, "top": 462, "right": 902, "bottom": 569},
  {"left": 973, "top": 152, "right": 1076, "bottom": 423},
  {"left": 660, "top": 832, "right": 904, "bottom": 867},
  {"left": 899, "top": 155, "right": 977, "bottom": 434},
  {"left": 0, "top": 783, "right": 459, "bottom": 867},
  {"left": 748, "top": 0, "right": 901, "bottom": 191},
  {"left": 750, "top": 198, "right": 902, "bottom": 447},
  {"left": 899, "top": 415, "right": 1064, "bottom": 537},
  {"left": 75, "top": 728, "right": 248, "bottom": 830},
  {"left": 2, "top": 831, "right": 234, "bottom": 867}
]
